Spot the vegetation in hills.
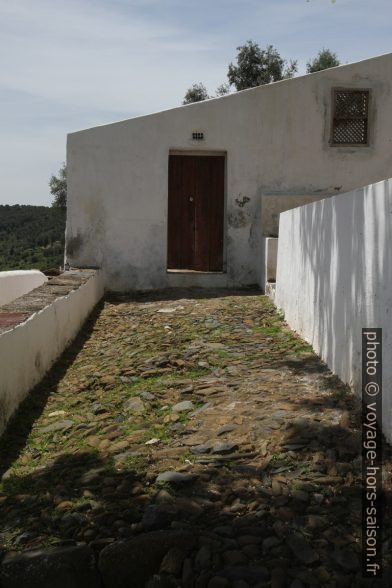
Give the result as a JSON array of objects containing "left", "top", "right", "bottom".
[{"left": 0, "top": 205, "right": 65, "bottom": 271}]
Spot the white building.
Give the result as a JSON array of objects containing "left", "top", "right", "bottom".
[{"left": 66, "top": 53, "right": 392, "bottom": 291}]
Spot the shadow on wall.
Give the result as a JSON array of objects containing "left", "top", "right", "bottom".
[
  {"left": 0, "top": 302, "right": 104, "bottom": 478},
  {"left": 278, "top": 179, "right": 392, "bottom": 438}
]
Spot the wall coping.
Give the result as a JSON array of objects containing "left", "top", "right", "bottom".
[{"left": 0, "top": 269, "right": 99, "bottom": 336}]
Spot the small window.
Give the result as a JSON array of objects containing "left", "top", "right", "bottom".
[
  {"left": 331, "top": 89, "right": 370, "bottom": 145},
  {"left": 192, "top": 131, "right": 204, "bottom": 140}
]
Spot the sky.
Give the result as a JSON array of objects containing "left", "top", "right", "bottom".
[{"left": 1, "top": 0, "right": 391, "bottom": 206}]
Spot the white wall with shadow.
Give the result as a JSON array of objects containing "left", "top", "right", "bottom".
[{"left": 276, "top": 178, "right": 392, "bottom": 444}]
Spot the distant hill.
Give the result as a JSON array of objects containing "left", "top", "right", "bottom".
[{"left": 0, "top": 205, "right": 66, "bottom": 271}]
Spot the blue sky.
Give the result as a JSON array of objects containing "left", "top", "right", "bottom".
[{"left": 1, "top": 0, "right": 391, "bottom": 206}]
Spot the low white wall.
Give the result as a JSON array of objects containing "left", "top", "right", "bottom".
[
  {"left": 0, "top": 271, "right": 104, "bottom": 435},
  {"left": 276, "top": 178, "right": 392, "bottom": 444},
  {"left": 0, "top": 270, "right": 48, "bottom": 307}
]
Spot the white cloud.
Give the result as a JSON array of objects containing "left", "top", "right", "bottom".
[{"left": 0, "top": 0, "right": 222, "bottom": 115}]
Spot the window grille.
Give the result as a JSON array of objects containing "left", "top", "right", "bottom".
[
  {"left": 331, "top": 89, "right": 369, "bottom": 145},
  {"left": 192, "top": 131, "right": 204, "bottom": 140}
]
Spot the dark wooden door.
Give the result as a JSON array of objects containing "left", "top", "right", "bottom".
[{"left": 167, "top": 155, "right": 224, "bottom": 271}]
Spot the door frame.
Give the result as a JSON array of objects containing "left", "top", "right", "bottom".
[{"left": 166, "top": 150, "right": 227, "bottom": 273}]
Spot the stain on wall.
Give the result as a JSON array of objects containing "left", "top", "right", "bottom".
[{"left": 66, "top": 234, "right": 84, "bottom": 257}]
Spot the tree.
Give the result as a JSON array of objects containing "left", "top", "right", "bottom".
[
  {"left": 50, "top": 163, "right": 67, "bottom": 208},
  {"left": 215, "top": 83, "right": 231, "bottom": 97},
  {"left": 227, "top": 41, "right": 297, "bottom": 91},
  {"left": 306, "top": 48, "right": 340, "bottom": 73},
  {"left": 183, "top": 83, "right": 210, "bottom": 104}
]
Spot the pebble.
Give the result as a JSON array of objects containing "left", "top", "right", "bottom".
[
  {"left": 262, "top": 536, "right": 280, "bottom": 553},
  {"left": 271, "top": 568, "right": 286, "bottom": 588},
  {"left": 48, "top": 410, "right": 67, "bottom": 418},
  {"left": 124, "top": 397, "right": 145, "bottom": 413},
  {"left": 92, "top": 403, "right": 107, "bottom": 415},
  {"left": 211, "top": 442, "right": 239, "bottom": 455},
  {"left": 190, "top": 445, "right": 211, "bottom": 455},
  {"left": 313, "top": 493, "right": 324, "bottom": 504},
  {"left": 307, "top": 514, "right": 328, "bottom": 530},
  {"left": 241, "top": 544, "right": 259, "bottom": 558},
  {"left": 108, "top": 440, "right": 129, "bottom": 453},
  {"left": 171, "top": 401, "right": 194, "bottom": 413},
  {"left": 332, "top": 548, "right": 360, "bottom": 571},
  {"left": 214, "top": 526, "right": 234, "bottom": 537},
  {"left": 222, "top": 550, "right": 247, "bottom": 565},
  {"left": 291, "top": 489, "right": 309, "bottom": 502},
  {"left": 99, "top": 439, "right": 111, "bottom": 450},
  {"left": 191, "top": 403, "right": 211, "bottom": 416},
  {"left": 220, "top": 566, "right": 269, "bottom": 582},
  {"left": 195, "top": 545, "right": 211, "bottom": 570},
  {"left": 141, "top": 391, "right": 156, "bottom": 401},
  {"left": 286, "top": 533, "right": 319, "bottom": 564},
  {"left": 160, "top": 547, "right": 186, "bottom": 576},
  {"left": 142, "top": 505, "right": 175, "bottom": 531},
  {"left": 217, "top": 424, "right": 237, "bottom": 436},
  {"left": 156, "top": 471, "right": 195, "bottom": 484},
  {"left": 237, "top": 535, "right": 261, "bottom": 546},
  {"left": 39, "top": 420, "right": 73, "bottom": 433},
  {"left": 182, "top": 557, "right": 193, "bottom": 586}
]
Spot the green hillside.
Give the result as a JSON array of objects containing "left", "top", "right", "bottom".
[{"left": 0, "top": 205, "right": 66, "bottom": 271}]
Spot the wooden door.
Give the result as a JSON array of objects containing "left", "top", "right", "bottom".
[{"left": 167, "top": 155, "right": 224, "bottom": 271}]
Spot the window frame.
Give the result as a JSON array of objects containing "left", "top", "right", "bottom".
[{"left": 330, "top": 87, "right": 371, "bottom": 147}]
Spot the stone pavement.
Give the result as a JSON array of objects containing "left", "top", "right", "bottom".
[{"left": 0, "top": 290, "right": 391, "bottom": 587}]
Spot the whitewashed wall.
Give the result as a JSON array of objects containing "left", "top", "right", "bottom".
[
  {"left": 276, "top": 179, "right": 392, "bottom": 443},
  {"left": 0, "top": 270, "right": 48, "bottom": 307},
  {"left": 66, "top": 53, "right": 392, "bottom": 291},
  {"left": 0, "top": 271, "right": 104, "bottom": 435}
]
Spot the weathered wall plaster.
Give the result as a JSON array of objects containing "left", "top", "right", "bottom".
[
  {"left": 275, "top": 178, "right": 392, "bottom": 443},
  {"left": 0, "top": 271, "right": 104, "bottom": 435},
  {"left": 0, "top": 270, "right": 48, "bottom": 307},
  {"left": 261, "top": 195, "right": 332, "bottom": 237},
  {"left": 66, "top": 53, "right": 392, "bottom": 291}
]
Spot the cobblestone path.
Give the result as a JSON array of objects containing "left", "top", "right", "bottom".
[{"left": 0, "top": 290, "right": 391, "bottom": 587}]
